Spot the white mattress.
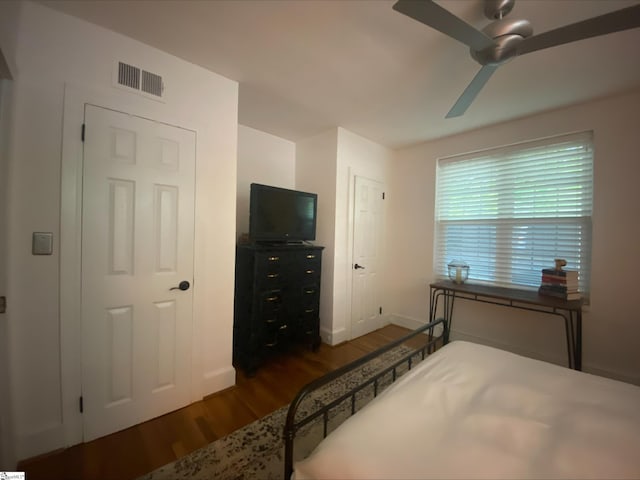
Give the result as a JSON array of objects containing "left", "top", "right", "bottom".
[{"left": 294, "top": 341, "right": 640, "bottom": 479}]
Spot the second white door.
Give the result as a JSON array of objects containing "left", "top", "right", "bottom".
[
  {"left": 351, "top": 176, "right": 384, "bottom": 339},
  {"left": 81, "top": 104, "right": 196, "bottom": 441}
]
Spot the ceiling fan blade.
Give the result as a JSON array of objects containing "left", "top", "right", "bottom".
[
  {"left": 393, "top": 0, "right": 495, "bottom": 52},
  {"left": 517, "top": 4, "right": 640, "bottom": 56},
  {"left": 446, "top": 64, "right": 498, "bottom": 118}
]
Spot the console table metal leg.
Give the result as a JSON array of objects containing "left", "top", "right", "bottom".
[
  {"left": 428, "top": 288, "right": 454, "bottom": 345},
  {"left": 563, "top": 313, "right": 575, "bottom": 370},
  {"left": 562, "top": 310, "right": 582, "bottom": 371},
  {"left": 575, "top": 310, "right": 582, "bottom": 371},
  {"left": 429, "top": 287, "right": 439, "bottom": 323},
  {"left": 442, "top": 290, "right": 455, "bottom": 344},
  {"left": 428, "top": 287, "right": 438, "bottom": 353}
]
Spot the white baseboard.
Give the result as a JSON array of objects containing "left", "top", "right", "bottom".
[
  {"left": 202, "top": 365, "right": 236, "bottom": 396},
  {"left": 387, "top": 313, "right": 444, "bottom": 337},
  {"left": 387, "top": 313, "right": 424, "bottom": 331},
  {"left": 320, "top": 326, "right": 348, "bottom": 346},
  {"left": 0, "top": 422, "right": 16, "bottom": 470},
  {"left": 15, "top": 422, "right": 65, "bottom": 463}
]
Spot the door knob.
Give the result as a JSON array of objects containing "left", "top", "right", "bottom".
[
  {"left": 170, "top": 280, "right": 190, "bottom": 291},
  {"left": 354, "top": 264, "right": 365, "bottom": 270}
]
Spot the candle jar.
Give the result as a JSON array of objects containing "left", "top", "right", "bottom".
[{"left": 448, "top": 261, "right": 469, "bottom": 284}]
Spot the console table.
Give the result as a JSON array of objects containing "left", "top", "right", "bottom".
[{"left": 429, "top": 280, "right": 583, "bottom": 370}]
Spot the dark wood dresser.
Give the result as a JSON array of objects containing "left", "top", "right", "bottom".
[{"left": 233, "top": 243, "right": 323, "bottom": 375}]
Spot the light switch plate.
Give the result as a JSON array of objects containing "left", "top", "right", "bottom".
[{"left": 32, "top": 232, "right": 53, "bottom": 255}]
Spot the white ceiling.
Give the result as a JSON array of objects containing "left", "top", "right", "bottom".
[{"left": 41, "top": 0, "right": 640, "bottom": 149}]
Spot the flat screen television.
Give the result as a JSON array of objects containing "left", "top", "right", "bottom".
[{"left": 249, "top": 183, "right": 317, "bottom": 243}]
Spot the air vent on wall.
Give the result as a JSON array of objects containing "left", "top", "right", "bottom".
[
  {"left": 118, "top": 61, "right": 140, "bottom": 90},
  {"left": 141, "top": 70, "right": 163, "bottom": 97},
  {"left": 114, "top": 61, "right": 165, "bottom": 100}
]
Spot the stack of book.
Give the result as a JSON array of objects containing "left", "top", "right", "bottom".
[{"left": 538, "top": 268, "right": 581, "bottom": 300}]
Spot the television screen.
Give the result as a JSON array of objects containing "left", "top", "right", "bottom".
[{"left": 249, "top": 183, "right": 317, "bottom": 242}]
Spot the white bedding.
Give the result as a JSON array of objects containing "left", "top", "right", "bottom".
[{"left": 294, "top": 341, "right": 640, "bottom": 479}]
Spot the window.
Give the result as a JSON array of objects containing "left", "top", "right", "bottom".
[{"left": 434, "top": 131, "right": 593, "bottom": 297}]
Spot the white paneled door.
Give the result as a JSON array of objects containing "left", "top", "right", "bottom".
[
  {"left": 81, "top": 105, "right": 196, "bottom": 441},
  {"left": 351, "top": 176, "right": 384, "bottom": 339}
]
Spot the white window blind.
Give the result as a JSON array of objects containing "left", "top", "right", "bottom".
[{"left": 435, "top": 131, "right": 593, "bottom": 296}]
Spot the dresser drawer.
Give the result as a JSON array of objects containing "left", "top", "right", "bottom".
[
  {"left": 299, "top": 250, "right": 321, "bottom": 265},
  {"left": 300, "top": 267, "right": 320, "bottom": 283},
  {"left": 300, "top": 284, "right": 320, "bottom": 305},
  {"left": 258, "top": 289, "right": 283, "bottom": 320},
  {"left": 298, "top": 252, "right": 321, "bottom": 278},
  {"left": 255, "top": 252, "right": 284, "bottom": 276},
  {"left": 255, "top": 251, "right": 285, "bottom": 266},
  {"left": 300, "top": 306, "right": 318, "bottom": 330},
  {"left": 255, "top": 270, "right": 284, "bottom": 290},
  {"left": 263, "top": 320, "right": 291, "bottom": 349}
]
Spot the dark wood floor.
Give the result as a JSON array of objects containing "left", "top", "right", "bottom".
[{"left": 19, "top": 324, "right": 424, "bottom": 480}]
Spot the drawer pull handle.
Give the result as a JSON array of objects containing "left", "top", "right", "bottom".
[
  {"left": 279, "top": 324, "right": 288, "bottom": 330},
  {"left": 265, "top": 296, "right": 279, "bottom": 302},
  {"left": 304, "top": 289, "right": 315, "bottom": 294},
  {"left": 305, "top": 269, "right": 315, "bottom": 274},
  {"left": 305, "top": 309, "right": 314, "bottom": 313},
  {"left": 268, "top": 256, "right": 280, "bottom": 261},
  {"left": 267, "top": 273, "right": 279, "bottom": 278},
  {"left": 265, "top": 341, "right": 277, "bottom": 347},
  {"left": 305, "top": 330, "right": 314, "bottom": 335},
  {"left": 265, "top": 318, "right": 277, "bottom": 323},
  {"left": 306, "top": 254, "right": 316, "bottom": 259}
]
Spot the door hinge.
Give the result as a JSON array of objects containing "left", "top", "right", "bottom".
[
  {"left": 81, "top": 123, "right": 85, "bottom": 142},
  {"left": 0, "top": 296, "right": 6, "bottom": 314},
  {"left": 382, "top": 192, "right": 385, "bottom": 200},
  {"left": 79, "top": 395, "right": 84, "bottom": 413},
  {"left": 379, "top": 306, "right": 382, "bottom": 315}
]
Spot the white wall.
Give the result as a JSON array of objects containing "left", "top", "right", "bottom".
[
  {"left": 2, "top": 1, "right": 238, "bottom": 462},
  {"left": 296, "top": 129, "right": 339, "bottom": 343},
  {"left": 387, "top": 89, "right": 640, "bottom": 384},
  {"left": 295, "top": 127, "right": 393, "bottom": 345},
  {"left": 333, "top": 128, "right": 393, "bottom": 343},
  {"left": 236, "top": 125, "right": 295, "bottom": 238}
]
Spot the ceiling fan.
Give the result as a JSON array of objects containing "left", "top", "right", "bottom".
[{"left": 392, "top": 0, "right": 640, "bottom": 118}]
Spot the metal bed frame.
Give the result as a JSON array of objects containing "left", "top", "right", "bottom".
[{"left": 283, "top": 317, "right": 447, "bottom": 479}]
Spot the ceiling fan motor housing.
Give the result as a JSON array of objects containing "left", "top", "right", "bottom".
[
  {"left": 471, "top": 18, "right": 533, "bottom": 66},
  {"left": 484, "top": 0, "right": 515, "bottom": 20}
]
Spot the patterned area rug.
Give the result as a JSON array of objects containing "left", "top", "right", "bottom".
[{"left": 139, "top": 345, "right": 418, "bottom": 480}]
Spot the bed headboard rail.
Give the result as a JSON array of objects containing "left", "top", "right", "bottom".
[{"left": 283, "top": 318, "right": 446, "bottom": 479}]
